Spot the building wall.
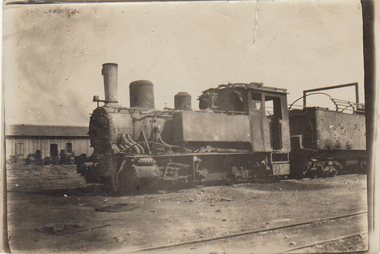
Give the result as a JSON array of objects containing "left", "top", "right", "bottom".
[{"left": 6, "top": 137, "right": 93, "bottom": 161}]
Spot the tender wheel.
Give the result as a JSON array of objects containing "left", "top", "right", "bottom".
[
  {"left": 328, "top": 167, "right": 338, "bottom": 177},
  {"left": 322, "top": 166, "right": 336, "bottom": 177},
  {"left": 227, "top": 166, "right": 239, "bottom": 184},
  {"left": 308, "top": 168, "right": 318, "bottom": 179}
]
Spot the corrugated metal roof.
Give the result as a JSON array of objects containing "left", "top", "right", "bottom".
[{"left": 6, "top": 125, "right": 89, "bottom": 137}]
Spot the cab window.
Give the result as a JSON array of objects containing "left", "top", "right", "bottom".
[{"left": 251, "top": 92, "right": 262, "bottom": 110}]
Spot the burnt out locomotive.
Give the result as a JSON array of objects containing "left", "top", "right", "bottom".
[{"left": 76, "top": 63, "right": 366, "bottom": 193}]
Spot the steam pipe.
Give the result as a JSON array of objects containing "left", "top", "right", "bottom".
[
  {"left": 121, "top": 134, "right": 140, "bottom": 154},
  {"left": 127, "top": 134, "right": 145, "bottom": 154}
]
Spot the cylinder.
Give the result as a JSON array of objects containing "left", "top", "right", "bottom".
[
  {"left": 129, "top": 80, "right": 155, "bottom": 109},
  {"left": 102, "top": 63, "right": 118, "bottom": 104},
  {"left": 174, "top": 92, "right": 192, "bottom": 110}
]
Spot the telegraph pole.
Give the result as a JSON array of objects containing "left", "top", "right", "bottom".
[
  {"left": 0, "top": 61, "right": 11, "bottom": 253},
  {"left": 361, "top": 0, "right": 379, "bottom": 253}
]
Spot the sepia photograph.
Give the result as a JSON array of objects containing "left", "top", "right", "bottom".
[{"left": 1, "top": 0, "right": 378, "bottom": 253}]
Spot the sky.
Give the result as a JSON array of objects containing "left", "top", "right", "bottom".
[{"left": 3, "top": 0, "right": 364, "bottom": 127}]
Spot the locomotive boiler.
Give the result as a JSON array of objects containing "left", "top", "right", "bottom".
[{"left": 77, "top": 63, "right": 292, "bottom": 193}]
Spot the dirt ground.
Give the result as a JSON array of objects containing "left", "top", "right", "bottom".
[{"left": 6, "top": 164, "right": 368, "bottom": 253}]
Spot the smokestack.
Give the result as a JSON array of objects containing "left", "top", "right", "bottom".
[{"left": 102, "top": 63, "right": 118, "bottom": 104}]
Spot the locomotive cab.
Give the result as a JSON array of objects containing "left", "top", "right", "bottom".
[
  {"left": 197, "top": 83, "right": 291, "bottom": 154},
  {"left": 196, "top": 83, "right": 291, "bottom": 177}
]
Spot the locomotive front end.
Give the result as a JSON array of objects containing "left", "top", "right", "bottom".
[{"left": 77, "top": 64, "right": 162, "bottom": 192}]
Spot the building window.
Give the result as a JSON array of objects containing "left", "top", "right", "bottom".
[
  {"left": 15, "top": 143, "right": 24, "bottom": 156},
  {"left": 66, "top": 143, "right": 73, "bottom": 153}
]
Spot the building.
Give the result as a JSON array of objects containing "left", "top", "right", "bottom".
[{"left": 5, "top": 125, "right": 93, "bottom": 163}]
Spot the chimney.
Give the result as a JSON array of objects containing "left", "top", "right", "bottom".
[{"left": 102, "top": 63, "right": 118, "bottom": 104}]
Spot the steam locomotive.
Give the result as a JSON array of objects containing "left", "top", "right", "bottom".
[{"left": 75, "top": 63, "right": 366, "bottom": 193}]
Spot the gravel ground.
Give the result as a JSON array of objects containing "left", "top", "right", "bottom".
[{"left": 6, "top": 164, "right": 368, "bottom": 253}]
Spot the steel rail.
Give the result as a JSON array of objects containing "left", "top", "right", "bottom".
[
  {"left": 130, "top": 211, "right": 367, "bottom": 253},
  {"left": 282, "top": 232, "right": 367, "bottom": 253}
]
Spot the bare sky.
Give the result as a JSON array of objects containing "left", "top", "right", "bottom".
[{"left": 3, "top": 0, "right": 364, "bottom": 126}]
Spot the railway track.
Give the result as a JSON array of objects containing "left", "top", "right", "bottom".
[
  {"left": 130, "top": 211, "right": 368, "bottom": 253},
  {"left": 283, "top": 232, "right": 367, "bottom": 253}
]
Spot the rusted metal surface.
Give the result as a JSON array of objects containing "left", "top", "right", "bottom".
[
  {"left": 314, "top": 109, "right": 365, "bottom": 150},
  {"left": 172, "top": 110, "right": 251, "bottom": 144},
  {"left": 289, "top": 108, "right": 366, "bottom": 151}
]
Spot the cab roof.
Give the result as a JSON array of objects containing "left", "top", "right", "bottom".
[{"left": 200, "top": 82, "right": 288, "bottom": 95}]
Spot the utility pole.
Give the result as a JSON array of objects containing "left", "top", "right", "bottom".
[
  {"left": 361, "top": 0, "right": 379, "bottom": 253},
  {"left": 0, "top": 60, "right": 11, "bottom": 253}
]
